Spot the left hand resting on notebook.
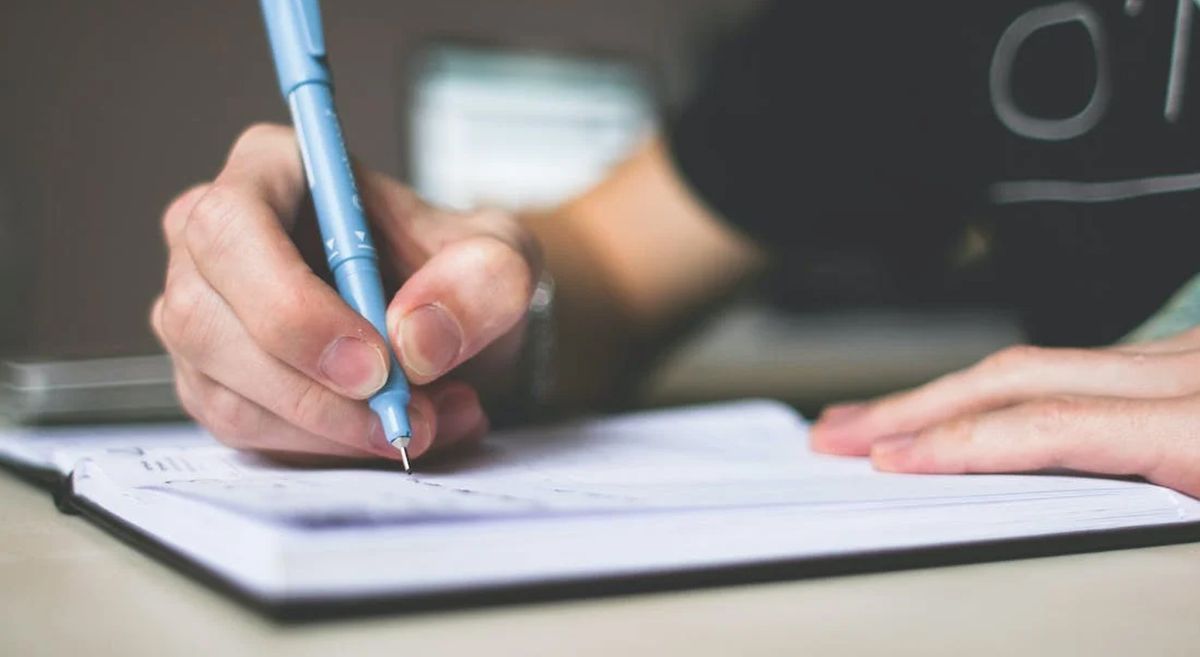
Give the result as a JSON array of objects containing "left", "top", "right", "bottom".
[{"left": 810, "top": 328, "right": 1200, "bottom": 497}]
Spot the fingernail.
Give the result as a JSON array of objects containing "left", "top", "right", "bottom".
[
  {"left": 320, "top": 337, "right": 388, "bottom": 398},
  {"left": 397, "top": 304, "right": 462, "bottom": 380},
  {"left": 871, "top": 433, "right": 916, "bottom": 460},
  {"left": 366, "top": 418, "right": 400, "bottom": 460}
]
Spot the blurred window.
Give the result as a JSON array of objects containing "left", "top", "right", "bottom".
[{"left": 409, "top": 45, "right": 656, "bottom": 211}]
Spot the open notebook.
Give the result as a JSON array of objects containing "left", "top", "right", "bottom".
[{"left": 4, "top": 400, "right": 1200, "bottom": 618}]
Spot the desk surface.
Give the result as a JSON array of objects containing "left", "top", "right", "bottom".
[{"left": 2, "top": 472, "right": 1199, "bottom": 657}]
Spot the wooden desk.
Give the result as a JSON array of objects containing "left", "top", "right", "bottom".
[
  {"left": 643, "top": 305, "right": 1021, "bottom": 409},
  {"left": 2, "top": 472, "right": 1198, "bottom": 657}
]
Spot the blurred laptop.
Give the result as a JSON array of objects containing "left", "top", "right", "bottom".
[{"left": 1, "top": 356, "right": 179, "bottom": 424}]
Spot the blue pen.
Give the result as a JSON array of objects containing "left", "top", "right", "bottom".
[{"left": 259, "top": 0, "right": 414, "bottom": 472}]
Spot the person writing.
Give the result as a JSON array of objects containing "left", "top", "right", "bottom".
[{"left": 151, "top": 1, "right": 1200, "bottom": 496}]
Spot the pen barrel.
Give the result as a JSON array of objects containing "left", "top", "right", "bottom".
[
  {"left": 288, "top": 83, "right": 374, "bottom": 273},
  {"left": 288, "top": 82, "right": 412, "bottom": 440}
]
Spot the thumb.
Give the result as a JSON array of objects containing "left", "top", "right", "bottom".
[{"left": 386, "top": 234, "right": 537, "bottom": 384}]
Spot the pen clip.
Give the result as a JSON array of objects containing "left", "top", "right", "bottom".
[
  {"left": 260, "top": 0, "right": 331, "bottom": 96},
  {"left": 291, "top": 0, "right": 326, "bottom": 58}
]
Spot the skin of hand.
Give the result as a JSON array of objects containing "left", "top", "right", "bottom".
[
  {"left": 151, "top": 124, "right": 541, "bottom": 464},
  {"left": 810, "top": 327, "right": 1200, "bottom": 497}
]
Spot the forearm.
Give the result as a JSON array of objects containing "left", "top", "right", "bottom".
[{"left": 523, "top": 138, "right": 765, "bottom": 411}]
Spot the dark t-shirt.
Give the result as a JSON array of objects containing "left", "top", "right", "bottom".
[{"left": 669, "top": 0, "right": 1200, "bottom": 346}]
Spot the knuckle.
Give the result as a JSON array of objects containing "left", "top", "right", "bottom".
[
  {"left": 245, "top": 284, "right": 311, "bottom": 352},
  {"left": 861, "top": 386, "right": 928, "bottom": 430},
  {"left": 286, "top": 380, "right": 349, "bottom": 441},
  {"left": 917, "top": 417, "right": 978, "bottom": 472},
  {"left": 287, "top": 379, "right": 328, "bottom": 430},
  {"left": 184, "top": 184, "right": 248, "bottom": 263},
  {"left": 1028, "top": 396, "right": 1084, "bottom": 431},
  {"left": 287, "top": 379, "right": 370, "bottom": 447},
  {"left": 159, "top": 274, "right": 216, "bottom": 353},
  {"left": 979, "top": 344, "right": 1044, "bottom": 373},
  {"left": 232, "top": 122, "right": 293, "bottom": 154},
  {"left": 161, "top": 184, "right": 210, "bottom": 244},
  {"left": 935, "top": 414, "right": 979, "bottom": 445}
]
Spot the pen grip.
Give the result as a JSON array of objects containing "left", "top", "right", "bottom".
[{"left": 288, "top": 82, "right": 413, "bottom": 435}]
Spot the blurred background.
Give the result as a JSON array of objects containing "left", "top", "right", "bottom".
[{"left": 0, "top": 0, "right": 1019, "bottom": 422}]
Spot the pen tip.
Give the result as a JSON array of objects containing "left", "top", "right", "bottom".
[{"left": 398, "top": 445, "right": 412, "bottom": 474}]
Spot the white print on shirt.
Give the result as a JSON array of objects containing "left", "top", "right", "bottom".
[
  {"left": 1166, "top": 0, "right": 1197, "bottom": 121},
  {"left": 988, "top": 1, "right": 1200, "bottom": 204},
  {"left": 990, "top": 1, "right": 1111, "bottom": 141},
  {"left": 990, "top": 0, "right": 1198, "bottom": 142}
]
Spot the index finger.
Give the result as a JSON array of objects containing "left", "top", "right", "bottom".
[
  {"left": 183, "top": 123, "right": 391, "bottom": 400},
  {"left": 869, "top": 395, "right": 1200, "bottom": 497},
  {"left": 811, "top": 346, "right": 1200, "bottom": 456}
]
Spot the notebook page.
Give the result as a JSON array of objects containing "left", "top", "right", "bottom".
[
  {"left": 70, "top": 400, "right": 1200, "bottom": 600},
  {"left": 0, "top": 423, "right": 209, "bottom": 476},
  {"left": 78, "top": 400, "right": 1192, "bottom": 528}
]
